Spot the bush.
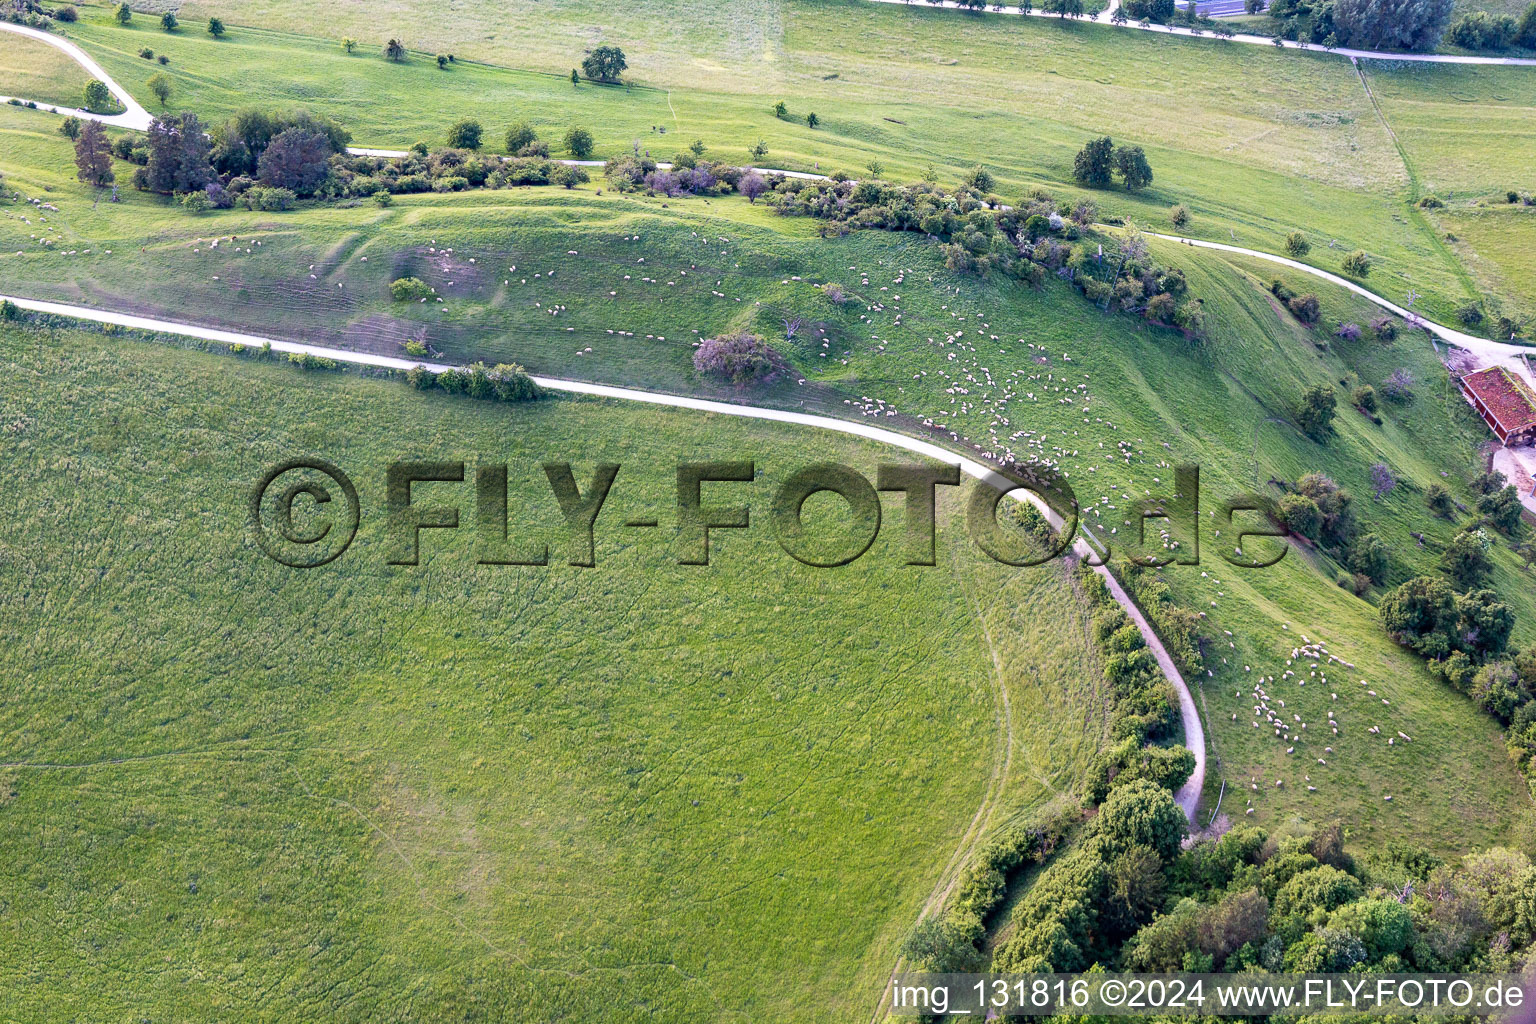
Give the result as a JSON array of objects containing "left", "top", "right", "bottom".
[
  {"left": 241, "top": 186, "right": 295, "bottom": 210},
  {"left": 1457, "top": 303, "right": 1485, "bottom": 326},
  {"left": 1352, "top": 384, "right": 1378, "bottom": 413},
  {"left": 1284, "top": 231, "right": 1311, "bottom": 257},
  {"left": 139, "top": 47, "right": 154, "bottom": 59},
  {"left": 693, "top": 332, "right": 781, "bottom": 385},
  {"left": 1448, "top": 10, "right": 1517, "bottom": 48},
  {"left": 390, "top": 277, "right": 434, "bottom": 301},
  {"left": 58, "top": 116, "right": 81, "bottom": 139},
  {"left": 56, "top": 5, "right": 78, "bottom": 20},
  {"left": 207, "top": 16, "right": 225, "bottom": 36},
  {"left": 551, "top": 164, "right": 589, "bottom": 188},
  {"left": 1169, "top": 204, "right": 1189, "bottom": 227},
  {"left": 1297, "top": 384, "right": 1337, "bottom": 439},
  {"left": 1340, "top": 250, "right": 1372, "bottom": 277},
  {"left": 1287, "top": 293, "right": 1321, "bottom": 324},
  {"left": 112, "top": 2, "right": 130, "bottom": 23},
  {"left": 1278, "top": 493, "right": 1323, "bottom": 540},
  {"left": 179, "top": 190, "right": 212, "bottom": 213}
]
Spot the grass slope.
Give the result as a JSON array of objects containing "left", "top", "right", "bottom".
[
  {"left": 0, "top": 322, "right": 1110, "bottom": 1021},
  {"left": 34, "top": 0, "right": 1505, "bottom": 330},
  {"left": 0, "top": 30, "right": 94, "bottom": 109}
]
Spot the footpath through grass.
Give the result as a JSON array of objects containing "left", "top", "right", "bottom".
[{"left": 0, "top": 321, "right": 1110, "bottom": 1021}]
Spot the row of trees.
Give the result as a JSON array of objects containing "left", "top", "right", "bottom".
[
  {"left": 443, "top": 119, "right": 594, "bottom": 159},
  {"left": 1073, "top": 136, "right": 1153, "bottom": 191}
]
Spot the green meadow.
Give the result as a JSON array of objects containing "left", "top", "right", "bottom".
[
  {"left": 4, "top": 89, "right": 1533, "bottom": 848},
  {"left": 0, "top": 321, "right": 1114, "bottom": 1021},
  {"left": 35, "top": 0, "right": 1524, "bottom": 330},
  {"left": 0, "top": 30, "right": 94, "bottom": 108}
]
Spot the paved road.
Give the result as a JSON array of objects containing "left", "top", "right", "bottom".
[
  {"left": 1148, "top": 232, "right": 1536, "bottom": 387},
  {"left": 0, "top": 290, "right": 1209, "bottom": 819},
  {"left": 0, "top": 22, "right": 152, "bottom": 129}
]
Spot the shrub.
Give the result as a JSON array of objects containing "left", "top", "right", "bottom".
[
  {"left": 564, "top": 126, "right": 594, "bottom": 158},
  {"left": 390, "top": 277, "right": 434, "bottom": 301},
  {"left": 1284, "top": 231, "right": 1311, "bottom": 257},
  {"left": 693, "top": 332, "right": 781, "bottom": 385},
  {"left": 1370, "top": 315, "right": 1398, "bottom": 340},
  {"left": 139, "top": 47, "right": 154, "bottom": 59},
  {"left": 551, "top": 164, "right": 589, "bottom": 188},
  {"left": 383, "top": 38, "right": 406, "bottom": 61},
  {"left": 445, "top": 118, "right": 482, "bottom": 150},
  {"left": 1457, "top": 303, "right": 1485, "bottom": 326},
  {"left": 179, "top": 190, "right": 212, "bottom": 213},
  {"left": 341, "top": 37, "right": 357, "bottom": 53},
  {"left": 1352, "top": 384, "right": 1378, "bottom": 413},
  {"left": 1340, "top": 249, "right": 1372, "bottom": 277},
  {"left": 112, "top": 2, "right": 131, "bottom": 23},
  {"left": 58, "top": 116, "right": 81, "bottom": 140},
  {"left": 1287, "top": 293, "right": 1321, "bottom": 324},
  {"left": 1417, "top": 194, "right": 1444, "bottom": 208},
  {"left": 207, "top": 16, "right": 225, "bottom": 36},
  {"left": 147, "top": 72, "right": 173, "bottom": 108},
  {"left": 160, "top": 10, "right": 177, "bottom": 30},
  {"left": 241, "top": 185, "right": 295, "bottom": 210},
  {"left": 1169, "top": 204, "right": 1189, "bottom": 227},
  {"left": 56, "top": 5, "right": 78, "bottom": 20},
  {"left": 1426, "top": 482, "right": 1455, "bottom": 517},
  {"left": 1335, "top": 322, "right": 1361, "bottom": 341}
]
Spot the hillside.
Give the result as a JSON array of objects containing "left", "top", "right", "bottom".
[{"left": 0, "top": 321, "right": 1115, "bottom": 1021}]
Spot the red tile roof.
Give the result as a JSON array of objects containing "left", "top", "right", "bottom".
[{"left": 1462, "top": 366, "right": 1536, "bottom": 434}]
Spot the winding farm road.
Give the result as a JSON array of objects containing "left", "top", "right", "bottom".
[{"left": 0, "top": 22, "right": 151, "bottom": 129}]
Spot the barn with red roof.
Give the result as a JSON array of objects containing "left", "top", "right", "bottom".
[{"left": 1460, "top": 366, "right": 1536, "bottom": 447}]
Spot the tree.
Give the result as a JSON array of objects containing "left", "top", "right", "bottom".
[
  {"left": 1073, "top": 136, "right": 1116, "bottom": 188},
  {"left": 1478, "top": 485, "right": 1524, "bottom": 534},
  {"left": 59, "top": 115, "right": 82, "bottom": 140},
  {"left": 866, "top": 159, "right": 884, "bottom": 179},
  {"left": 581, "top": 45, "right": 627, "bottom": 83},
  {"left": 749, "top": 139, "right": 769, "bottom": 161},
  {"left": 1091, "top": 779, "right": 1186, "bottom": 860},
  {"left": 145, "top": 112, "right": 216, "bottom": 194},
  {"left": 1169, "top": 204, "right": 1189, "bottom": 227},
  {"left": 1426, "top": 481, "right": 1455, "bottom": 518},
  {"left": 445, "top": 118, "right": 483, "bottom": 150},
  {"left": 207, "top": 16, "right": 225, "bottom": 37},
  {"left": 74, "top": 119, "right": 114, "bottom": 187},
  {"left": 563, "top": 126, "right": 594, "bottom": 158},
  {"left": 147, "top": 72, "right": 174, "bottom": 108},
  {"left": 1350, "top": 532, "right": 1389, "bottom": 585},
  {"left": 806, "top": 111, "right": 820, "bottom": 128},
  {"left": 1456, "top": 588, "right": 1514, "bottom": 658},
  {"left": 257, "top": 127, "right": 332, "bottom": 195},
  {"left": 1519, "top": 0, "right": 1536, "bottom": 46},
  {"left": 436, "top": 53, "right": 450, "bottom": 69},
  {"left": 1115, "top": 144, "right": 1153, "bottom": 190},
  {"left": 341, "top": 37, "right": 356, "bottom": 53},
  {"left": 773, "top": 100, "right": 789, "bottom": 119},
  {"left": 739, "top": 172, "right": 767, "bottom": 203},
  {"left": 1334, "top": 0, "right": 1454, "bottom": 50},
  {"left": 112, "top": 2, "right": 131, "bottom": 23},
  {"left": 1341, "top": 249, "right": 1372, "bottom": 276},
  {"left": 505, "top": 121, "right": 537, "bottom": 154},
  {"left": 1288, "top": 293, "right": 1322, "bottom": 324},
  {"left": 1278, "top": 492, "right": 1323, "bottom": 540},
  {"left": 82, "top": 79, "right": 113, "bottom": 112},
  {"left": 1297, "top": 384, "right": 1337, "bottom": 439},
  {"left": 160, "top": 10, "right": 177, "bottom": 30},
  {"left": 384, "top": 38, "right": 406, "bottom": 61},
  {"left": 1441, "top": 529, "right": 1493, "bottom": 589},
  {"left": 1285, "top": 231, "right": 1310, "bottom": 256},
  {"left": 571, "top": 68, "right": 580, "bottom": 85}
]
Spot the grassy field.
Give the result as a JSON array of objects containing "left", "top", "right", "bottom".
[
  {"left": 0, "top": 30, "right": 95, "bottom": 109},
  {"left": 0, "top": 320, "right": 1116, "bottom": 1020},
  {"left": 32, "top": 0, "right": 1510, "bottom": 330},
  {"left": 4, "top": 94, "right": 1533, "bottom": 849}
]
